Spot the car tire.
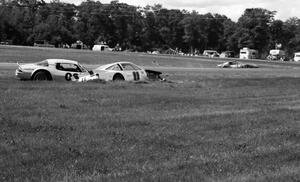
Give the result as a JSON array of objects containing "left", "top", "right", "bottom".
[
  {"left": 33, "top": 71, "right": 51, "bottom": 81},
  {"left": 113, "top": 74, "right": 125, "bottom": 81}
]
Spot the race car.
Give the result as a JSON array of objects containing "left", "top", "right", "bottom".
[
  {"left": 16, "top": 59, "right": 93, "bottom": 81},
  {"left": 217, "top": 61, "right": 259, "bottom": 68},
  {"left": 92, "top": 62, "right": 163, "bottom": 81}
]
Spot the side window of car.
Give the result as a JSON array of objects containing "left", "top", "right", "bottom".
[
  {"left": 106, "top": 64, "right": 122, "bottom": 71},
  {"left": 131, "top": 64, "right": 141, "bottom": 70},
  {"left": 121, "top": 63, "right": 136, "bottom": 71},
  {"left": 56, "top": 63, "right": 63, "bottom": 70},
  {"left": 56, "top": 63, "right": 82, "bottom": 72}
]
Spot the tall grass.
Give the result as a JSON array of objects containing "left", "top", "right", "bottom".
[
  {"left": 1, "top": 46, "right": 299, "bottom": 181},
  {"left": 1, "top": 76, "right": 299, "bottom": 181}
]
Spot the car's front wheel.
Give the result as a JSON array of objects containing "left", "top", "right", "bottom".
[{"left": 33, "top": 71, "right": 51, "bottom": 81}]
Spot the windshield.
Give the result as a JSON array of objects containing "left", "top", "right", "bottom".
[
  {"left": 78, "top": 64, "right": 89, "bottom": 72},
  {"left": 121, "top": 63, "right": 141, "bottom": 70}
]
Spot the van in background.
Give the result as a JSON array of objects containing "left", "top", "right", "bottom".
[
  {"left": 293, "top": 52, "right": 300, "bottom": 62},
  {"left": 92, "top": 44, "right": 113, "bottom": 51},
  {"left": 239, "top": 47, "right": 258, "bottom": 59},
  {"left": 203, "top": 50, "right": 219, "bottom": 58}
]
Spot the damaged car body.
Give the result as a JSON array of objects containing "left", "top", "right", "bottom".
[
  {"left": 217, "top": 61, "right": 259, "bottom": 68},
  {"left": 16, "top": 60, "right": 164, "bottom": 82},
  {"left": 15, "top": 59, "right": 93, "bottom": 81},
  {"left": 92, "top": 62, "right": 164, "bottom": 81}
]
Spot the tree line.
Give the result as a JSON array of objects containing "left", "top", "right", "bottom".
[{"left": 1, "top": 0, "right": 300, "bottom": 57}]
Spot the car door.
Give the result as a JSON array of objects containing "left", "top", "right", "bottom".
[
  {"left": 130, "top": 63, "right": 147, "bottom": 80},
  {"left": 120, "top": 63, "right": 144, "bottom": 81},
  {"left": 54, "top": 63, "right": 89, "bottom": 81}
]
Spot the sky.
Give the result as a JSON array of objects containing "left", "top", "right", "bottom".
[{"left": 51, "top": 0, "right": 299, "bottom": 22}]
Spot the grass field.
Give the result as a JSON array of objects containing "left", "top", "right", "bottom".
[{"left": 0, "top": 46, "right": 300, "bottom": 181}]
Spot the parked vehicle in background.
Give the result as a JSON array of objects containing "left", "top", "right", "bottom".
[
  {"left": 219, "top": 51, "right": 234, "bottom": 58},
  {"left": 239, "top": 47, "right": 258, "bottom": 59},
  {"left": 34, "top": 40, "right": 54, "bottom": 48},
  {"left": 267, "top": 49, "right": 286, "bottom": 61},
  {"left": 203, "top": 50, "right": 219, "bottom": 58},
  {"left": 92, "top": 44, "right": 113, "bottom": 51},
  {"left": 294, "top": 52, "right": 300, "bottom": 62}
]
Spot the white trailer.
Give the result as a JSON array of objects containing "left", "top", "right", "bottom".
[
  {"left": 239, "top": 47, "right": 258, "bottom": 59},
  {"left": 294, "top": 52, "right": 300, "bottom": 62},
  {"left": 92, "top": 44, "right": 112, "bottom": 51}
]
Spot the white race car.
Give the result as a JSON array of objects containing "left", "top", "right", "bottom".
[
  {"left": 16, "top": 59, "right": 94, "bottom": 81},
  {"left": 93, "top": 62, "right": 162, "bottom": 81},
  {"left": 217, "top": 61, "right": 258, "bottom": 68}
]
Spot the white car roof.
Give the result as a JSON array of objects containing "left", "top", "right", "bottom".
[
  {"left": 45, "top": 59, "right": 78, "bottom": 65},
  {"left": 95, "top": 62, "right": 140, "bottom": 70},
  {"left": 204, "top": 50, "right": 218, "bottom": 52}
]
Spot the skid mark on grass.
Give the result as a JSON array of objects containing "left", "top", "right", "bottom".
[
  {"left": 0, "top": 115, "right": 74, "bottom": 135},
  {"left": 105, "top": 120, "right": 151, "bottom": 128},
  {"left": 210, "top": 93, "right": 299, "bottom": 103},
  {"left": 254, "top": 142, "right": 300, "bottom": 155},
  {"left": 224, "top": 165, "right": 300, "bottom": 182},
  {"left": 162, "top": 108, "right": 258, "bottom": 121},
  {"left": 216, "top": 136, "right": 300, "bottom": 161},
  {"left": 270, "top": 97, "right": 300, "bottom": 111},
  {"left": 280, "top": 105, "right": 300, "bottom": 111},
  {"left": 205, "top": 109, "right": 258, "bottom": 116}
]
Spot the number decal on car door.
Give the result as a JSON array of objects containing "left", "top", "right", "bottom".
[
  {"left": 65, "top": 73, "right": 79, "bottom": 81},
  {"left": 133, "top": 72, "right": 140, "bottom": 81},
  {"left": 65, "top": 73, "right": 72, "bottom": 81}
]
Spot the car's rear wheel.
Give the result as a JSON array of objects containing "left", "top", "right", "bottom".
[
  {"left": 113, "top": 74, "right": 125, "bottom": 81},
  {"left": 33, "top": 71, "right": 51, "bottom": 81}
]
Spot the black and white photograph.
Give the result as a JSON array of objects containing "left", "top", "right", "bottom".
[{"left": 1, "top": 0, "right": 300, "bottom": 181}]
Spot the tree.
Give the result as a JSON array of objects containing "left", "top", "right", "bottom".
[
  {"left": 107, "top": 1, "right": 144, "bottom": 50},
  {"left": 0, "top": 2, "right": 30, "bottom": 44},
  {"left": 2, "top": 0, "right": 300, "bottom": 55},
  {"left": 284, "top": 17, "right": 300, "bottom": 56},
  {"left": 179, "top": 12, "right": 229, "bottom": 53},
  {"left": 140, "top": 5, "right": 159, "bottom": 50},
  {"left": 28, "top": 1, "right": 77, "bottom": 46},
  {"left": 180, "top": 11, "right": 209, "bottom": 53},
  {"left": 205, "top": 13, "right": 229, "bottom": 51},
  {"left": 74, "top": 0, "right": 110, "bottom": 47},
  {"left": 234, "top": 8, "right": 276, "bottom": 57},
  {"left": 223, "top": 19, "right": 238, "bottom": 52}
]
